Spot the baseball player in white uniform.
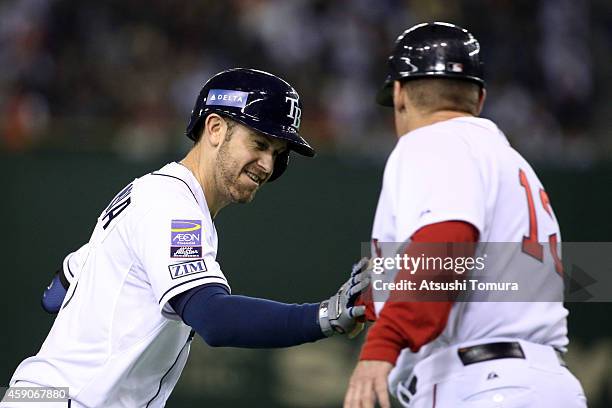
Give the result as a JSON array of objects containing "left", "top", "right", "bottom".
[
  {"left": 2, "top": 68, "right": 370, "bottom": 408},
  {"left": 344, "top": 23, "right": 587, "bottom": 407}
]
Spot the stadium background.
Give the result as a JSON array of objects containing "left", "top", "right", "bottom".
[{"left": 1, "top": 0, "right": 611, "bottom": 406}]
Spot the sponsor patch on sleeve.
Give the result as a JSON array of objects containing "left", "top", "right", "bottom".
[
  {"left": 171, "top": 219, "right": 203, "bottom": 258},
  {"left": 168, "top": 259, "right": 207, "bottom": 280}
]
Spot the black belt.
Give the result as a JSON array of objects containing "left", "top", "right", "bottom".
[
  {"left": 458, "top": 341, "right": 566, "bottom": 367},
  {"left": 397, "top": 342, "right": 566, "bottom": 404},
  {"left": 458, "top": 341, "right": 525, "bottom": 365}
]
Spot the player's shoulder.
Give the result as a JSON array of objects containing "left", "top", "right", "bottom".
[
  {"left": 131, "top": 162, "right": 204, "bottom": 215},
  {"left": 396, "top": 117, "right": 507, "bottom": 156}
]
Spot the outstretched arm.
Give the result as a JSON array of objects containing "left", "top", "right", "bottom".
[
  {"left": 170, "top": 284, "right": 324, "bottom": 347},
  {"left": 170, "top": 258, "right": 371, "bottom": 348}
]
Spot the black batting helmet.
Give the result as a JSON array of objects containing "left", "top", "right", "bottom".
[
  {"left": 186, "top": 68, "right": 315, "bottom": 182},
  {"left": 377, "top": 22, "right": 485, "bottom": 106}
]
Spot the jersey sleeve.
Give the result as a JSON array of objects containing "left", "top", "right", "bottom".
[
  {"left": 132, "top": 203, "right": 230, "bottom": 317},
  {"left": 62, "top": 242, "right": 91, "bottom": 285},
  {"left": 360, "top": 221, "right": 478, "bottom": 364},
  {"left": 394, "top": 136, "right": 485, "bottom": 240}
]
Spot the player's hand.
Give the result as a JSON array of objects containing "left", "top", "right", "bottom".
[
  {"left": 319, "top": 258, "right": 371, "bottom": 337},
  {"left": 344, "top": 360, "right": 393, "bottom": 408}
]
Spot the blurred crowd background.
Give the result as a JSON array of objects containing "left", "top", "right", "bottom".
[{"left": 1, "top": 0, "right": 611, "bottom": 164}]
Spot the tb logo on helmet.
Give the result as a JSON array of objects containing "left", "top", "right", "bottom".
[{"left": 285, "top": 96, "right": 301, "bottom": 129}]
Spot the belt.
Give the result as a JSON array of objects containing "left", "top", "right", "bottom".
[
  {"left": 396, "top": 342, "right": 567, "bottom": 405},
  {"left": 458, "top": 341, "right": 566, "bottom": 367}
]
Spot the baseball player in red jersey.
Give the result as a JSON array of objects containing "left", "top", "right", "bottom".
[{"left": 344, "top": 23, "right": 587, "bottom": 408}]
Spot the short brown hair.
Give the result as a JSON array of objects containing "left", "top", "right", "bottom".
[{"left": 401, "top": 78, "right": 481, "bottom": 115}]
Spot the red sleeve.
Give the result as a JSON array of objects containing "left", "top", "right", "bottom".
[{"left": 359, "top": 221, "right": 478, "bottom": 364}]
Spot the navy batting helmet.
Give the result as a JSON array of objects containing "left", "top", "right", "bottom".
[
  {"left": 186, "top": 68, "right": 315, "bottom": 182},
  {"left": 377, "top": 22, "right": 485, "bottom": 106}
]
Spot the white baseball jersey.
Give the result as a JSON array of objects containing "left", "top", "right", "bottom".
[
  {"left": 61, "top": 242, "right": 89, "bottom": 285},
  {"left": 371, "top": 117, "right": 568, "bottom": 366},
  {"left": 9, "top": 162, "right": 230, "bottom": 408}
]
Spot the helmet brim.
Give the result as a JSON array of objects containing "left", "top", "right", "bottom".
[
  {"left": 228, "top": 113, "right": 315, "bottom": 158},
  {"left": 189, "top": 108, "right": 315, "bottom": 158},
  {"left": 265, "top": 130, "right": 315, "bottom": 158}
]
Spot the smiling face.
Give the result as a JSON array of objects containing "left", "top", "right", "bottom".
[{"left": 214, "top": 120, "right": 288, "bottom": 204}]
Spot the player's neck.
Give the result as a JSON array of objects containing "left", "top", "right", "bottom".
[
  {"left": 398, "top": 110, "right": 475, "bottom": 137},
  {"left": 180, "top": 147, "right": 225, "bottom": 218}
]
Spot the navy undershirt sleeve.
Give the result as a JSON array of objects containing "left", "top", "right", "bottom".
[
  {"left": 169, "top": 284, "right": 325, "bottom": 348},
  {"left": 41, "top": 273, "right": 68, "bottom": 314}
]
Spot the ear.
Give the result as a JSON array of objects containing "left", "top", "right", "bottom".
[
  {"left": 476, "top": 88, "right": 487, "bottom": 116},
  {"left": 393, "top": 81, "right": 406, "bottom": 113},
  {"left": 203, "top": 114, "right": 225, "bottom": 147}
]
